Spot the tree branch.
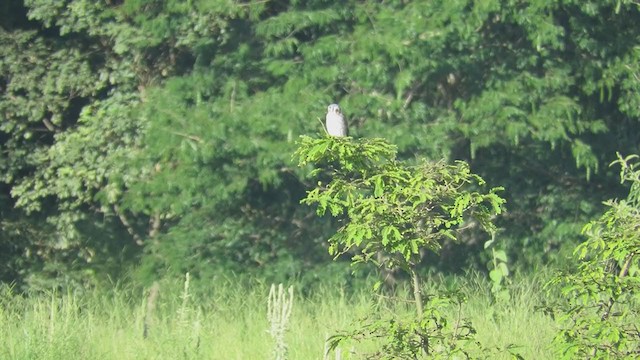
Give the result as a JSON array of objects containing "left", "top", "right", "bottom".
[{"left": 114, "top": 204, "right": 144, "bottom": 246}]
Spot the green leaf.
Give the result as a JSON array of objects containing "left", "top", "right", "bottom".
[
  {"left": 374, "top": 176, "right": 384, "bottom": 197},
  {"left": 494, "top": 250, "right": 508, "bottom": 263},
  {"left": 489, "top": 269, "right": 503, "bottom": 283}
]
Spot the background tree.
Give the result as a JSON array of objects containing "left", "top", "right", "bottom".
[{"left": 1, "top": 0, "right": 640, "bottom": 289}]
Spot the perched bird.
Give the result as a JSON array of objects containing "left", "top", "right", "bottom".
[{"left": 325, "top": 103, "right": 348, "bottom": 137}]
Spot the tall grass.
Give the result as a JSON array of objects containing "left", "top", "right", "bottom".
[
  {"left": 459, "top": 271, "right": 557, "bottom": 359},
  {"left": 0, "top": 273, "right": 557, "bottom": 359}
]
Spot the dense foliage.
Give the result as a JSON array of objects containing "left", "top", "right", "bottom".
[
  {"left": 2, "top": 0, "right": 640, "bottom": 289},
  {"left": 548, "top": 154, "right": 640, "bottom": 359}
]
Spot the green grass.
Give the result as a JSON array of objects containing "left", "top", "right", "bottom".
[
  {"left": 0, "top": 272, "right": 558, "bottom": 359},
  {"left": 459, "top": 272, "right": 557, "bottom": 359}
]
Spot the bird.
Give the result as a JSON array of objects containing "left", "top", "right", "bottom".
[{"left": 325, "top": 103, "right": 348, "bottom": 137}]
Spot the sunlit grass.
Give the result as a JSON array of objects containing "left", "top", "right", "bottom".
[
  {"left": 459, "top": 271, "right": 557, "bottom": 359},
  {"left": 0, "top": 273, "right": 559, "bottom": 359}
]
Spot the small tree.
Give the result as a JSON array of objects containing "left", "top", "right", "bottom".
[
  {"left": 294, "top": 135, "right": 505, "bottom": 358},
  {"left": 548, "top": 153, "right": 640, "bottom": 359}
]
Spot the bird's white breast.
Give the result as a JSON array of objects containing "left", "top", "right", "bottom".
[{"left": 326, "top": 112, "right": 347, "bottom": 137}]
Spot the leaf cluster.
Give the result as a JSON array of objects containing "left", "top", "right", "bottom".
[
  {"left": 295, "top": 136, "right": 505, "bottom": 271},
  {"left": 548, "top": 153, "right": 640, "bottom": 359}
]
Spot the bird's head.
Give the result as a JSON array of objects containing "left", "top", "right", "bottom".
[{"left": 327, "top": 103, "right": 341, "bottom": 114}]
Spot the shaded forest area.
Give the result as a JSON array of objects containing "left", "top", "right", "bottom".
[{"left": 2, "top": 0, "right": 640, "bottom": 290}]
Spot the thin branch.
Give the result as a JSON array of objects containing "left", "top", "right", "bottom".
[
  {"left": 169, "top": 130, "right": 203, "bottom": 143},
  {"left": 402, "top": 90, "right": 414, "bottom": 109},
  {"left": 42, "top": 118, "right": 57, "bottom": 132},
  {"left": 148, "top": 213, "right": 161, "bottom": 238},
  {"left": 236, "top": 0, "right": 269, "bottom": 7}
]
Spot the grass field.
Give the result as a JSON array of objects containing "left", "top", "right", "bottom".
[{"left": 0, "top": 271, "right": 559, "bottom": 359}]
